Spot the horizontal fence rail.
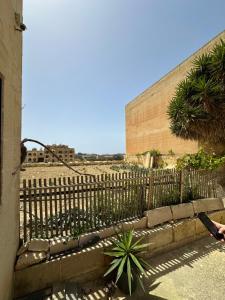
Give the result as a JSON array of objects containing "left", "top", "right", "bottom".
[{"left": 20, "top": 169, "right": 217, "bottom": 242}]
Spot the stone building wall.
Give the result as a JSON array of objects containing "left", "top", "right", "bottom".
[
  {"left": 45, "top": 144, "right": 75, "bottom": 163},
  {"left": 25, "top": 144, "right": 76, "bottom": 163},
  {"left": 126, "top": 30, "right": 225, "bottom": 156},
  {"left": 0, "top": 1, "right": 23, "bottom": 299}
]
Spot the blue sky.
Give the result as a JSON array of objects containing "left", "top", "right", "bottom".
[{"left": 22, "top": 0, "right": 225, "bottom": 154}]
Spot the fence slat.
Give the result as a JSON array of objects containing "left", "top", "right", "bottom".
[
  {"left": 19, "top": 169, "right": 218, "bottom": 241},
  {"left": 22, "top": 180, "right": 27, "bottom": 242},
  {"left": 39, "top": 178, "right": 43, "bottom": 238}
]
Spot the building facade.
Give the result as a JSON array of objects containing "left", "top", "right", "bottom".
[
  {"left": 25, "top": 144, "right": 76, "bottom": 163},
  {"left": 126, "top": 30, "right": 225, "bottom": 156},
  {"left": 0, "top": 1, "right": 23, "bottom": 299}
]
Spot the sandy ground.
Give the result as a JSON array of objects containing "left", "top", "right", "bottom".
[{"left": 20, "top": 164, "right": 124, "bottom": 181}]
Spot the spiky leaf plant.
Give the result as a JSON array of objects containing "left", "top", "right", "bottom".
[
  {"left": 168, "top": 39, "right": 225, "bottom": 151},
  {"left": 104, "top": 229, "right": 150, "bottom": 295}
]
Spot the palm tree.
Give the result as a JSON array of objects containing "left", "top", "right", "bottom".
[{"left": 168, "top": 39, "right": 225, "bottom": 154}]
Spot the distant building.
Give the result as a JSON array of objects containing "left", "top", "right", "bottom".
[
  {"left": 76, "top": 153, "right": 125, "bottom": 161},
  {"left": 25, "top": 144, "right": 76, "bottom": 163}
]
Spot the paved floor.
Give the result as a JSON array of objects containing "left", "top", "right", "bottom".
[
  {"left": 17, "top": 236, "right": 225, "bottom": 300},
  {"left": 78, "top": 236, "right": 225, "bottom": 300}
]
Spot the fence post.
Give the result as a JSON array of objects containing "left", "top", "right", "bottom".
[
  {"left": 147, "top": 170, "right": 154, "bottom": 210},
  {"left": 22, "top": 179, "right": 27, "bottom": 242},
  {"left": 179, "top": 170, "right": 184, "bottom": 203}
]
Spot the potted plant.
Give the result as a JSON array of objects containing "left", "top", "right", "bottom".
[{"left": 104, "top": 229, "right": 150, "bottom": 295}]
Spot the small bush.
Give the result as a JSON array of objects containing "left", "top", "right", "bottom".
[
  {"left": 110, "top": 165, "right": 121, "bottom": 172},
  {"left": 176, "top": 149, "right": 225, "bottom": 170}
]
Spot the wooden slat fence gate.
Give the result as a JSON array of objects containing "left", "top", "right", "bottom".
[{"left": 19, "top": 169, "right": 217, "bottom": 242}]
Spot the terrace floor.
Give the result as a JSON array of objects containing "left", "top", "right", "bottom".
[{"left": 18, "top": 236, "right": 225, "bottom": 300}]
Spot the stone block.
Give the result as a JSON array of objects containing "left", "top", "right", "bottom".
[
  {"left": 195, "top": 218, "right": 208, "bottom": 236},
  {"left": 144, "top": 206, "right": 172, "bottom": 228},
  {"left": 133, "top": 217, "right": 147, "bottom": 229},
  {"left": 60, "top": 246, "right": 104, "bottom": 281},
  {"left": 15, "top": 251, "right": 47, "bottom": 270},
  {"left": 14, "top": 259, "right": 61, "bottom": 298},
  {"left": 221, "top": 197, "right": 225, "bottom": 208},
  {"left": 120, "top": 217, "right": 147, "bottom": 231},
  {"left": 49, "top": 238, "right": 78, "bottom": 255},
  {"left": 28, "top": 239, "right": 49, "bottom": 252},
  {"left": 208, "top": 211, "right": 223, "bottom": 223},
  {"left": 79, "top": 233, "right": 100, "bottom": 248},
  {"left": 173, "top": 219, "right": 196, "bottom": 242},
  {"left": 148, "top": 235, "right": 196, "bottom": 258},
  {"left": 98, "top": 226, "right": 116, "bottom": 239},
  {"left": 146, "top": 224, "right": 173, "bottom": 251},
  {"left": 171, "top": 203, "right": 194, "bottom": 220},
  {"left": 220, "top": 210, "right": 225, "bottom": 224},
  {"left": 17, "top": 242, "right": 29, "bottom": 256},
  {"left": 192, "top": 198, "right": 223, "bottom": 214}
]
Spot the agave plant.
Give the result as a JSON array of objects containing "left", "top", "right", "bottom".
[{"left": 104, "top": 229, "right": 150, "bottom": 295}]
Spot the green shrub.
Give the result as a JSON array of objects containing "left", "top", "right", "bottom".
[
  {"left": 176, "top": 148, "right": 225, "bottom": 170},
  {"left": 157, "top": 185, "right": 203, "bottom": 207},
  {"left": 110, "top": 165, "right": 121, "bottom": 172}
]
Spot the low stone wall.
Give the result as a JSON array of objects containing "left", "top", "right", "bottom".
[
  {"left": 125, "top": 153, "right": 180, "bottom": 169},
  {"left": 14, "top": 198, "right": 225, "bottom": 298}
]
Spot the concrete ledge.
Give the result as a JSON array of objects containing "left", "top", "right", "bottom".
[
  {"left": 98, "top": 226, "right": 116, "bottom": 239},
  {"left": 173, "top": 219, "right": 196, "bottom": 242},
  {"left": 49, "top": 238, "right": 78, "bottom": 255},
  {"left": 148, "top": 225, "right": 173, "bottom": 251},
  {"left": 15, "top": 259, "right": 61, "bottom": 298},
  {"left": 144, "top": 206, "right": 172, "bottom": 228},
  {"left": 15, "top": 201, "right": 225, "bottom": 298},
  {"left": 192, "top": 198, "right": 224, "bottom": 214},
  {"left": 28, "top": 239, "right": 49, "bottom": 252},
  {"left": 122, "top": 217, "right": 147, "bottom": 231},
  {"left": 60, "top": 245, "right": 104, "bottom": 281},
  {"left": 195, "top": 218, "right": 208, "bottom": 236},
  {"left": 171, "top": 203, "right": 194, "bottom": 220},
  {"left": 208, "top": 211, "right": 224, "bottom": 223}
]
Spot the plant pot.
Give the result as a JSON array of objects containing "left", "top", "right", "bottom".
[{"left": 117, "top": 271, "right": 137, "bottom": 295}]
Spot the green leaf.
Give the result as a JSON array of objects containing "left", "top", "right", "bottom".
[
  {"left": 138, "top": 257, "right": 151, "bottom": 270},
  {"left": 127, "top": 230, "right": 133, "bottom": 249},
  {"left": 132, "top": 243, "right": 150, "bottom": 251},
  {"left": 130, "top": 236, "right": 145, "bottom": 249},
  {"left": 116, "top": 256, "right": 127, "bottom": 283},
  {"left": 130, "top": 253, "right": 145, "bottom": 274},
  {"left": 127, "top": 257, "right": 132, "bottom": 296},
  {"left": 112, "top": 246, "right": 125, "bottom": 252},
  {"left": 114, "top": 239, "right": 126, "bottom": 251},
  {"left": 104, "top": 251, "right": 124, "bottom": 257},
  {"left": 104, "top": 258, "right": 122, "bottom": 277},
  {"left": 138, "top": 276, "right": 145, "bottom": 292}
]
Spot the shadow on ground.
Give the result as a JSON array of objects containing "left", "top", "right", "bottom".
[{"left": 16, "top": 236, "right": 225, "bottom": 299}]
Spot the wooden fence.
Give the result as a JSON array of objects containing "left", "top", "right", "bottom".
[{"left": 20, "top": 169, "right": 217, "bottom": 242}]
